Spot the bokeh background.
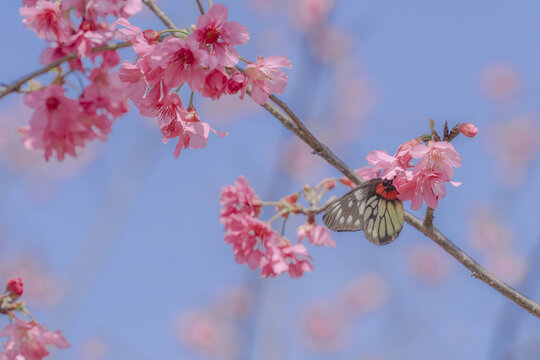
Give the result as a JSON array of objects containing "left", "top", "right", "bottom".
[{"left": 1, "top": 0, "right": 540, "bottom": 359}]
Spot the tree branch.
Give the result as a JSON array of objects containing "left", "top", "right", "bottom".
[
  {"left": 264, "top": 95, "right": 540, "bottom": 318},
  {"left": 141, "top": 0, "right": 179, "bottom": 29},
  {"left": 195, "top": 0, "right": 205, "bottom": 15},
  {"left": 0, "top": 41, "right": 131, "bottom": 100},
  {"left": 149, "top": 0, "right": 540, "bottom": 319},
  {"left": 424, "top": 207, "right": 435, "bottom": 228}
]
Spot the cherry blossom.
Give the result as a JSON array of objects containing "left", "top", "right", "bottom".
[
  {"left": 297, "top": 222, "right": 336, "bottom": 247},
  {"left": 243, "top": 56, "right": 292, "bottom": 105},
  {"left": 260, "top": 234, "right": 313, "bottom": 278},
  {"left": 219, "top": 176, "right": 262, "bottom": 221},
  {"left": 396, "top": 141, "right": 462, "bottom": 209},
  {"left": 200, "top": 69, "right": 229, "bottom": 100},
  {"left": 20, "top": 0, "right": 73, "bottom": 43},
  {"left": 0, "top": 319, "right": 70, "bottom": 360},
  {"left": 190, "top": 3, "right": 249, "bottom": 68},
  {"left": 150, "top": 36, "right": 208, "bottom": 91},
  {"left": 19, "top": 85, "right": 106, "bottom": 161},
  {"left": 61, "top": 0, "right": 142, "bottom": 20}
]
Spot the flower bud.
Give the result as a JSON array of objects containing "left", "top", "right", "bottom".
[
  {"left": 143, "top": 29, "right": 160, "bottom": 44},
  {"left": 459, "top": 123, "right": 479, "bottom": 138},
  {"left": 321, "top": 178, "right": 336, "bottom": 190},
  {"left": 5, "top": 277, "right": 23, "bottom": 299},
  {"left": 227, "top": 71, "right": 247, "bottom": 94},
  {"left": 185, "top": 105, "right": 201, "bottom": 123}
]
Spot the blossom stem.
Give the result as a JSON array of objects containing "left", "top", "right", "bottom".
[
  {"left": 159, "top": 29, "right": 190, "bottom": 38},
  {"left": 239, "top": 57, "right": 250, "bottom": 64},
  {"left": 262, "top": 201, "right": 282, "bottom": 207},
  {"left": 281, "top": 215, "right": 289, "bottom": 236},
  {"left": 268, "top": 209, "right": 289, "bottom": 224}
]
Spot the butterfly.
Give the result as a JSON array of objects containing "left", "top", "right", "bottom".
[{"left": 322, "top": 178, "right": 404, "bottom": 245}]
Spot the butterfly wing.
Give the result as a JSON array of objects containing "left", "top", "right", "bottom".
[
  {"left": 322, "top": 179, "right": 380, "bottom": 232},
  {"left": 323, "top": 178, "right": 404, "bottom": 245},
  {"left": 362, "top": 194, "right": 404, "bottom": 245}
]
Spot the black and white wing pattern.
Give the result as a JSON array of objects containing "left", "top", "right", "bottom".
[{"left": 322, "top": 178, "right": 404, "bottom": 245}]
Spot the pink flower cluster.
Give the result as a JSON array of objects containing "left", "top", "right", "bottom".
[
  {"left": 0, "top": 319, "right": 70, "bottom": 360},
  {"left": 359, "top": 138, "right": 466, "bottom": 210},
  {"left": 0, "top": 278, "right": 70, "bottom": 360},
  {"left": 118, "top": 3, "right": 291, "bottom": 156},
  {"left": 18, "top": 0, "right": 137, "bottom": 160},
  {"left": 220, "top": 176, "right": 336, "bottom": 278}
]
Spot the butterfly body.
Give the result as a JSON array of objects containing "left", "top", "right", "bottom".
[{"left": 322, "top": 178, "right": 404, "bottom": 245}]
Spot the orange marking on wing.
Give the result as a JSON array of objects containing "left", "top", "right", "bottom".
[
  {"left": 376, "top": 183, "right": 384, "bottom": 195},
  {"left": 386, "top": 190, "right": 398, "bottom": 200}
]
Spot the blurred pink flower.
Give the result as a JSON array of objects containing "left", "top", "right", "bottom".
[
  {"left": 293, "top": 0, "right": 336, "bottom": 29},
  {"left": 486, "top": 116, "right": 540, "bottom": 187},
  {"left": 62, "top": 0, "right": 142, "bottom": 19},
  {"left": 190, "top": 3, "right": 249, "bottom": 68},
  {"left": 22, "top": 0, "right": 38, "bottom": 7},
  {"left": 260, "top": 237, "right": 313, "bottom": 278},
  {"left": 244, "top": 55, "right": 292, "bottom": 105},
  {"left": 20, "top": 0, "right": 73, "bottom": 43},
  {"left": 174, "top": 309, "right": 241, "bottom": 359},
  {"left": 281, "top": 136, "right": 325, "bottom": 181},
  {"left": 341, "top": 273, "right": 390, "bottom": 315},
  {"left": 0, "top": 319, "right": 70, "bottom": 360},
  {"left": 479, "top": 63, "right": 522, "bottom": 101},
  {"left": 19, "top": 84, "right": 110, "bottom": 161},
  {"left": 486, "top": 250, "right": 526, "bottom": 284},
  {"left": 467, "top": 204, "right": 512, "bottom": 251},
  {"left": 79, "top": 66, "right": 129, "bottom": 118},
  {"left": 116, "top": 18, "right": 159, "bottom": 57},
  {"left": 406, "top": 243, "right": 453, "bottom": 285},
  {"left": 297, "top": 222, "right": 336, "bottom": 247},
  {"left": 213, "top": 287, "right": 253, "bottom": 321},
  {"left": 301, "top": 303, "right": 346, "bottom": 352},
  {"left": 222, "top": 214, "right": 267, "bottom": 270},
  {"left": 79, "top": 337, "right": 107, "bottom": 360}
]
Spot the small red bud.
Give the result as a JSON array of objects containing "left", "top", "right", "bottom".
[
  {"left": 283, "top": 193, "right": 299, "bottom": 205},
  {"left": 6, "top": 277, "right": 23, "bottom": 299},
  {"left": 142, "top": 29, "right": 160, "bottom": 44},
  {"left": 340, "top": 177, "right": 355, "bottom": 188},
  {"left": 322, "top": 179, "right": 336, "bottom": 190}
]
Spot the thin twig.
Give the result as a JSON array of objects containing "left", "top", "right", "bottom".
[
  {"left": 0, "top": 41, "right": 131, "bottom": 100},
  {"left": 141, "top": 0, "right": 540, "bottom": 319},
  {"left": 195, "top": 0, "right": 205, "bottom": 15},
  {"left": 141, "top": 0, "right": 179, "bottom": 29}
]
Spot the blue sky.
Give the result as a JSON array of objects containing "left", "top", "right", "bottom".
[{"left": 1, "top": 1, "right": 540, "bottom": 359}]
